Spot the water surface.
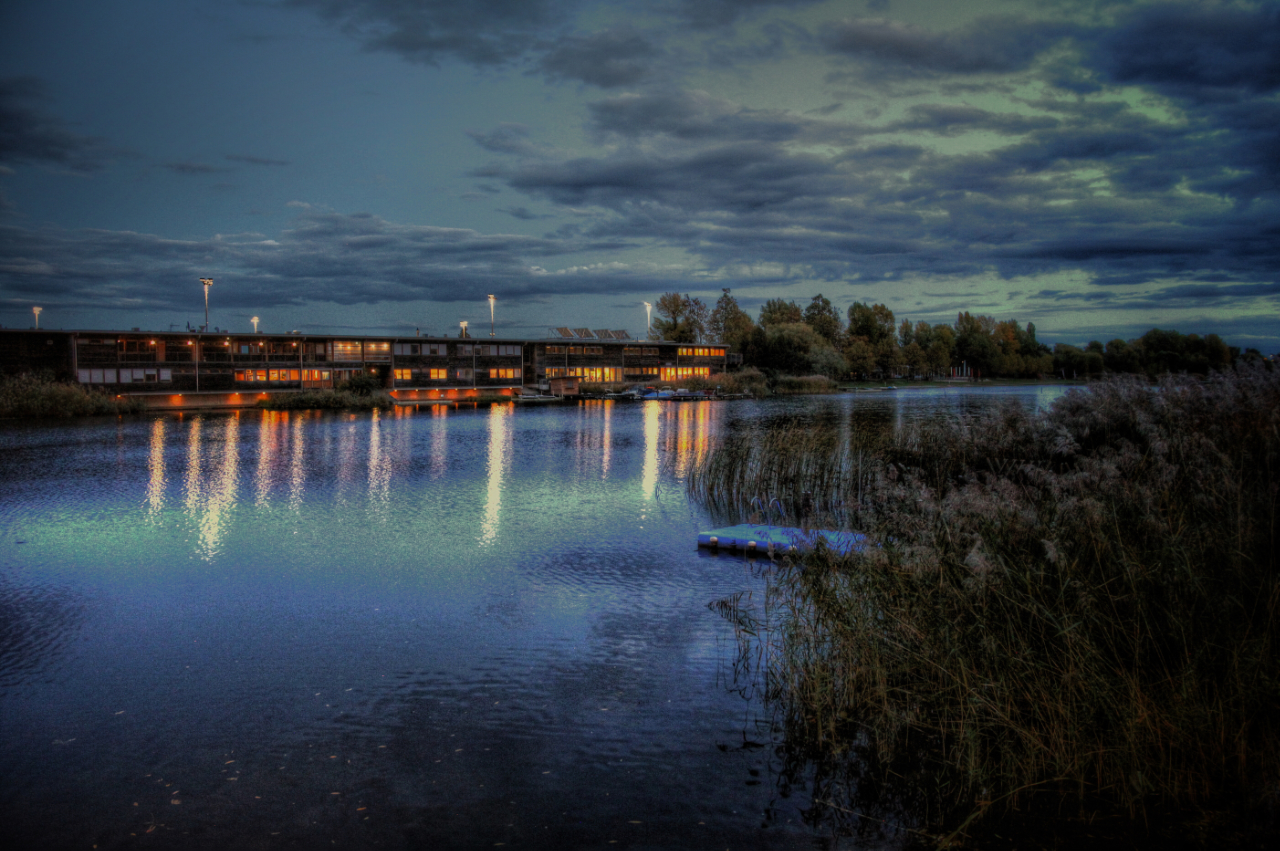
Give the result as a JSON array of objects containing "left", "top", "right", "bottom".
[{"left": 0, "top": 386, "right": 1065, "bottom": 849}]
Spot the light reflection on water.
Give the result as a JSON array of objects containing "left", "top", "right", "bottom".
[{"left": 0, "top": 386, "right": 1066, "bottom": 849}]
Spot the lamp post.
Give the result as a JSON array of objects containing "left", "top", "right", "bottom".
[
  {"left": 251, "top": 316, "right": 260, "bottom": 333},
  {"left": 32, "top": 306, "right": 42, "bottom": 329},
  {"left": 200, "top": 278, "right": 213, "bottom": 330},
  {"left": 643, "top": 301, "right": 652, "bottom": 339},
  {"left": 487, "top": 294, "right": 496, "bottom": 337}
]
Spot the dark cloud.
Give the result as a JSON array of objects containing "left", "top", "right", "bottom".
[
  {"left": 586, "top": 90, "right": 817, "bottom": 143},
  {"left": 226, "top": 154, "right": 291, "bottom": 166},
  {"left": 883, "top": 104, "right": 1059, "bottom": 136},
  {"left": 282, "top": 0, "right": 575, "bottom": 67},
  {"left": 821, "top": 15, "right": 1078, "bottom": 76},
  {"left": 163, "top": 162, "right": 232, "bottom": 175},
  {"left": 538, "top": 27, "right": 664, "bottom": 87},
  {"left": 673, "top": 0, "right": 827, "bottom": 30},
  {"left": 1090, "top": 2, "right": 1280, "bottom": 98},
  {"left": 467, "top": 123, "right": 541, "bottom": 155},
  {"left": 0, "top": 211, "right": 682, "bottom": 318},
  {"left": 0, "top": 77, "right": 110, "bottom": 172}
]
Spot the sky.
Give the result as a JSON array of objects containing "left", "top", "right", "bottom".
[{"left": 1, "top": 0, "right": 1277, "bottom": 351}]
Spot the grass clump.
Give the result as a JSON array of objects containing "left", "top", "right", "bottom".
[
  {"left": 0, "top": 372, "right": 145, "bottom": 418},
  {"left": 696, "top": 364, "right": 1280, "bottom": 841}
]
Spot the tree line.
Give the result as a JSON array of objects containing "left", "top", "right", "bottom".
[{"left": 651, "top": 290, "right": 1262, "bottom": 380}]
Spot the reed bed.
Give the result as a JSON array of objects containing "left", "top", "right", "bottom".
[
  {"left": 256, "top": 389, "right": 395, "bottom": 410},
  {"left": 694, "top": 364, "right": 1280, "bottom": 841},
  {"left": 0, "top": 372, "right": 145, "bottom": 418}
]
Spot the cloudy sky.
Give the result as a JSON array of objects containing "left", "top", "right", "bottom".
[{"left": 1, "top": 1, "right": 1277, "bottom": 350}]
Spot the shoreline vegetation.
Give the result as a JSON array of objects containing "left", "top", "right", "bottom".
[
  {"left": 693, "top": 363, "right": 1279, "bottom": 847},
  {"left": 0, "top": 371, "right": 145, "bottom": 418}
]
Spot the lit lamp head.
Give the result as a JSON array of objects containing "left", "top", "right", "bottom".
[
  {"left": 32, "top": 306, "right": 42, "bottom": 329},
  {"left": 251, "top": 316, "right": 260, "bottom": 333}
]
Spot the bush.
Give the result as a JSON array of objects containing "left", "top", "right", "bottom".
[
  {"left": 696, "top": 364, "right": 1280, "bottom": 839},
  {"left": 0, "top": 372, "right": 145, "bottom": 418}
]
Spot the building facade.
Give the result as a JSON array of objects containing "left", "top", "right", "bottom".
[{"left": 0, "top": 328, "right": 728, "bottom": 409}]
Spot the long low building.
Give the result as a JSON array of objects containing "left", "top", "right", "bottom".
[{"left": 0, "top": 328, "right": 729, "bottom": 409}]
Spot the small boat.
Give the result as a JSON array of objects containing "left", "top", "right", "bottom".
[{"left": 514, "top": 392, "right": 561, "bottom": 404}]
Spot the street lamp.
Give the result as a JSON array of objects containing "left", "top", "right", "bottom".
[
  {"left": 251, "top": 316, "right": 260, "bottom": 333},
  {"left": 32, "top": 306, "right": 42, "bottom": 329},
  {"left": 487, "top": 294, "right": 496, "bottom": 337},
  {"left": 200, "top": 278, "right": 213, "bottom": 330},
  {"left": 643, "top": 301, "right": 652, "bottom": 339}
]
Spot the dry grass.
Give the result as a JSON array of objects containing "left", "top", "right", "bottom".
[
  {"left": 0, "top": 372, "right": 145, "bottom": 418},
  {"left": 695, "top": 364, "right": 1280, "bottom": 841}
]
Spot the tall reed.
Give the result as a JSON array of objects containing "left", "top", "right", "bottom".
[
  {"left": 695, "top": 364, "right": 1280, "bottom": 838},
  {"left": 0, "top": 372, "right": 145, "bottom": 418}
]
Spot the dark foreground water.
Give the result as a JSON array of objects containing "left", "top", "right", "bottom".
[{"left": 0, "top": 387, "right": 1065, "bottom": 850}]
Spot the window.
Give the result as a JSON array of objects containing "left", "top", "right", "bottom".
[
  {"left": 488, "top": 368, "right": 519, "bottom": 379},
  {"left": 394, "top": 369, "right": 412, "bottom": 380},
  {"left": 545, "top": 367, "right": 621, "bottom": 382},
  {"left": 661, "top": 367, "right": 710, "bottom": 381},
  {"left": 364, "top": 342, "right": 390, "bottom": 361},
  {"left": 302, "top": 369, "right": 330, "bottom": 381},
  {"left": 644, "top": 347, "right": 658, "bottom": 355},
  {"left": 455, "top": 368, "right": 473, "bottom": 381},
  {"left": 239, "top": 343, "right": 263, "bottom": 355},
  {"left": 546, "top": 345, "right": 565, "bottom": 354},
  {"left": 119, "top": 340, "right": 155, "bottom": 355},
  {"left": 624, "top": 367, "right": 659, "bottom": 378},
  {"left": 429, "top": 368, "right": 447, "bottom": 380},
  {"left": 394, "top": 343, "right": 420, "bottom": 356},
  {"left": 568, "top": 346, "right": 583, "bottom": 355},
  {"left": 333, "top": 341, "right": 362, "bottom": 360},
  {"left": 474, "top": 344, "right": 521, "bottom": 357},
  {"left": 624, "top": 347, "right": 643, "bottom": 355},
  {"left": 457, "top": 344, "right": 473, "bottom": 356},
  {"left": 426, "top": 343, "right": 447, "bottom": 356}
]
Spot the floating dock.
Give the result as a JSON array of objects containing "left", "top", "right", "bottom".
[{"left": 697, "top": 524, "right": 866, "bottom": 555}]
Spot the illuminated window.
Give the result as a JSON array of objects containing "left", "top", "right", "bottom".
[
  {"left": 428, "top": 368, "right": 447, "bottom": 380},
  {"left": 302, "top": 369, "right": 330, "bottom": 381},
  {"left": 661, "top": 367, "right": 710, "bottom": 381},
  {"left": 394, "top": 369, "right": 412, "bottom": 380},
  {"left": 333, "top": 341, "right": 362, "bottom": 360},
  {"left": 545, "top": 367, "right": 622, "bottom": 381},
  {"left": 488, "top": 368, "right": 519, "bottom": 379}
]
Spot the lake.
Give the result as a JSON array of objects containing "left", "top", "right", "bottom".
[{"left": 0, "top": 386, "right": 1067, "bottom": 849}]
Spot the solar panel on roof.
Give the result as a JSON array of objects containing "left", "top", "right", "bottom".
[
  {"left": 573, "top": 328, "right": 594, "bottom": 338},
  {"left": 555, "top": 327, "right": 574, "bottom": 338},
  {"left": 612, "top": 330, "right": 630, "bottom": 339},
  {"left": 593, "top": 329, "right": 612, "bottom": 339}
]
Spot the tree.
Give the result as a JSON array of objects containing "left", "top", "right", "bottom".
[
  {"left": 843, "top": 336, "right": 877, "bottom": 379},
  {"left": 847, "top": 302, "right": 895, "bottom": 345},
  {"left": 651, "top": 293, "right": 707, "bottom": 343},
  {"left": 759, "top": 298, "right": 803, "bottom": 327},
  {"left": 803, "top": 294, "right": 843, "bottom": 343},
  {"left": 707, "top": 288, "right": 755, "bottom": 352}
]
